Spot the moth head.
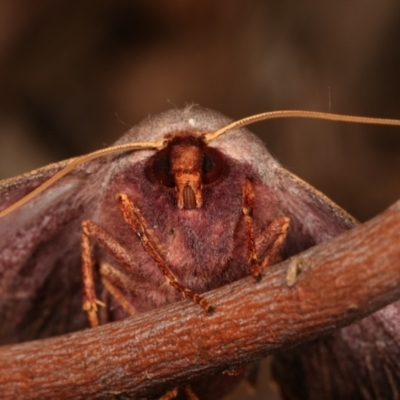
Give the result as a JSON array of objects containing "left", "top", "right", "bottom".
[
  {"left": 146, "top": 134, "right": 226, "bottom": 209},
  {"left": 1, "top": 109, "right": 399, "bottom": 219}
]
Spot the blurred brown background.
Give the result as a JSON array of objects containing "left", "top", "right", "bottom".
[{"left": 0, "top": 1, "right": 399, "bottom": 398}]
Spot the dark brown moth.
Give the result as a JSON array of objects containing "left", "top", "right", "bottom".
[{"left": 0, "top": 106, "right": 399, "bottom": 399}]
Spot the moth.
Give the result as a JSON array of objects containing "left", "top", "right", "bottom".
[{"left": 0, "top": 106, "right": 399, "bottom": 399}]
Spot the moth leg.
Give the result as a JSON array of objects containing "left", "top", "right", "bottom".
[
  {"left": 99, "top": 262, "right": 138, "bottom": 317},
  {"left": 257, "top": 217, "right": 290, "bottom": 274},
  {"left": 116, "top": 193, "right": 213, "bottom": 314},
  {"left": 81, "top": 220, "right": 141, "bottom": 327},
  {"left": 159, "top": 385, "right": 199, "bottom": 400},
  {"left": 242, "top": 179, "right": 290, "bottom": 280},
  {"left": 183, "top": 385, "right": 200, "bottom": 400},
  {"left": 159, "top": 387, "right": 179, "bottom": 400},
  {"left": 82, "top": 221, "right": 102, "bottom": 328}
]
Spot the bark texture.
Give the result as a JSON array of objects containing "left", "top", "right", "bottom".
[{"left": 0, "top": 200, "right": 399, "bottom": 399}]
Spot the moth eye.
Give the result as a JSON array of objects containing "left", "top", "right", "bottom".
[
  {"left": 152, "top": 148, "right": 175, "bottom": 187},
  {"left": 202, "top": 147, "right": 225, "bottom": 185}
]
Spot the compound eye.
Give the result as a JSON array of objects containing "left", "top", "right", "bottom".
[
  {"left": 202, "top": 147, "right": 225, "bottom": 185},
  {"left": 152, "top": 148, "right": 175, "bottom": 187}
]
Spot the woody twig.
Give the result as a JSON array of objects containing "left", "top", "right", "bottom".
[{"left": 0, "top": 200, "right": 399, "bottom": 399}]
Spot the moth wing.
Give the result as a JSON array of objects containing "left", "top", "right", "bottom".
[
  {"left": 0, "top": 159, "right": 101, "bottom": 344},
  {"left": 269, "top": 167, "right": 400, "bottom": 399},
  {"left": 268, "top": 166, "right": 357, "bottom": 256}
]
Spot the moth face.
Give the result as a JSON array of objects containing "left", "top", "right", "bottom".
[{"left": 145, "top": 134, "right": 227, "bottom": 210}]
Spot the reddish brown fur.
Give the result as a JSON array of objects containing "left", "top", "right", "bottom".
[{"left": 0, "top": 106, "right": 361, "bottom": 399}]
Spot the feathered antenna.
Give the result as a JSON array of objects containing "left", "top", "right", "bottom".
[
  {"left": 204, "top": 110, "right": 400, "bottom": 142},
  {"left": 0, "top": 140, "right": 165, "bottom": 219},
  {"left": 1, "top": 110, "right": 400, "bottom": 219}
]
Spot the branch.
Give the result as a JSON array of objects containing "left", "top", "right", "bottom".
[{"left": 1, "top": 200, "right": 400, "bottom": 399}]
